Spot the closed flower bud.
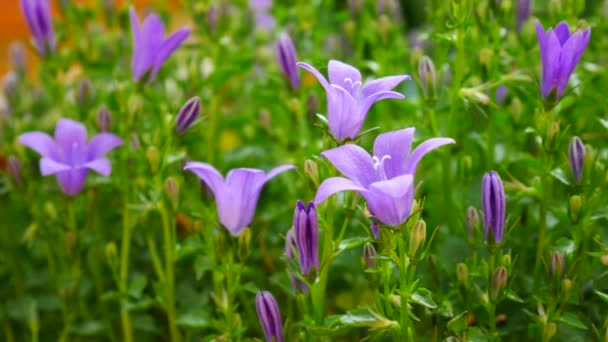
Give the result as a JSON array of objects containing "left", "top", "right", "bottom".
[
  {"left": 568, "top": 136, "right": 585, "bottom": 184},
  {"left": 176, "top": 96, "right": 201, "bottom": 134},
  {"left": 294, "top": 201, "right": 319, "bottom": 276},
  {"left": 408, "top": 219, "right": 426, "bottom": 258},
  {"left": 3, "top": 72, "right": 18, "bottom": 99},
  {"left": 466, "top": 206, "right": 480, "bottom": 238},
  {"left": 304, "top": 159, "right": 319, "bottom": 185},
  {"left": 275, "top": 32, "right": 300, "bottom": 90},
  {"left": 146, "top": 146, "right": 160, "bottom": 173},
  {"left": 255, "top": 291, "right": 284, "bottom": 342},
  {"left": 482, "top": 171, "right": 506, "bottom": 244},
  {"left": 164, "top": 177, "right": 179, "bottom": 204},
  {"left": 510, "top": 97, "right": 523, "bottom": 123},
  {"left": 77, "top": 79, "right": 94, "bottom": 109},
  {"left": 238, "top": 227, "right": 252, "bottom": 259},
  {"left": 562, "top": 278, "right": 572, "bottom": 297},
  {"left": 550, "top": 251, "right": 565, "bottom": 278},
  {"left": 9, "top": 42, "right": 26, "bottom": 74},
  {"left": 600, "top": 254, "right": 608, "bottom": 266},
  {"left": 491, "top": 266, "right": 508, "bottom": 300},
  {"left": 456, "top": 263, "right": 469, "bottom": 288},
  {"left": 502, "top": 254, "right": 511, "bottom": 268},
  {"left": 371, "top": 221, "right": 380, "bottom": 240},
  {"left": 259, "top": 109, "right": 272, "bottom": 131},
  {"left": 418, "top": 56, "right": 437, "bottom": 98},
  {"left": 568, "top": 195, "right": 582, "bottom": 223},
  {"left": 285, "top": 230, "right": 307, "bottom": 293},
  {"left": 479, "top": 47, "right": 493, "bottom": 70},
  {"left": 96, "top": 106, "right": 112, "bottom": 132},
  {"left": 105, "top": 242, "right": 118, "bottom": 268},
  {"left": 363, "top": 243, "right": 377, "bottom": 269},
  {"left": 7, "top": 155, "right": 23, "bottom": 187}
]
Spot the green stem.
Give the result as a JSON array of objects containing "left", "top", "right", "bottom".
[
  {"left": 398, "top": 238, "right": 411, "bottom": 342},
  {"left": 119, "top": 199, "right": 133, "bottom": 342},
  {"left": 159, "top": 204, "right": 180, "bottom": 342}
]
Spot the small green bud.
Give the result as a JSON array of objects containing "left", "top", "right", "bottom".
[
  {"left": 479, "top": 48, "right": 493, "bottom": 70},
  {"left": 456, "top": 263, "right": 469, "bottom": 288},
  {"left": 545, "top": 121, "right": 560, "bottom": 151},
  {"left": 600, "top": 254, "right": 608, "bottom": 266},
  {"left": 44, "top": 201, "right": 57, "bottom": 220},
  {"left": 550, "top": 251, "right": 564, "bottom": 278},
  {"left": 146, "top": 146, "right": 160, "bottom": 173},
  {"left": 491, "top": 267, "right": 508, "bottom": 301},
  {"left": 568, "top": 195, "right": 582, "bottom": 223},
  {"left": 164, "top": 177, "right": 180, "bottom": 204},
  {"left": 409, "top": 220, "right": 427, "bottom": 258},
  {"left": 304, "top": 159, "right": 319, "bottom": 186},
  {"left": 363, "top": 243, "right": 377, "bottom": 269},
  {"left": 562, "top": 278, "right": 572, "bottom": 297},
  {"left": 466, "top": 206, "right": 480, "bottom": 239},
  {"left": 287, "top": 97, "right": 300, "bottom": 114},
  {"left": 510, "top": 97, "right": 523, "bottom": 123},
  {"left": 502, "top": 254, "right": 511, "bottom": 268},
  {"left": 238, "top": 228, "right": 251, "bottom": 260},
  {"left": 546, "top": 322, "right": 557, "bottom": 340},
  {"left": 105, "top": 242, "right": 118, "bottom": 268}
]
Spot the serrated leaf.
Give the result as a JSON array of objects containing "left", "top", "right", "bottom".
[
  {"left": 559, "top": 312, "right": 587, "bottom": 330},
  {"left": 447, "top": 311, "right": 468, "bottom": 333},
  {"left": 550, "top": 168, "right": 571, "bottom": 186},
  {"left": 410, "top": 288, "right": 437, "bottom": 309}
]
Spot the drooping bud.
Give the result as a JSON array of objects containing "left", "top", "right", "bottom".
[
  {"left": 176, "top": 96, "right": 202, "bottom": 134},
  {"left": 550, "top": 251, "right": 565, "bottom": 278},
  {"left": 96, "top": 106, "right": 112, "bottom": 132},
  {"left": 408, "top": 219, "right": 427, "bottom": 258},
  {"left": 482, "top": 171, "right": 506, "bottom": 244},
  {"left": 568, "top": 195, "right": 582, "bottom": 223},
  {"left": 568, "top": 136, "right": 585, "bottom": 184},
  {"left": 7, "top": 155, "right": 23, "bottom": 187},
  {"left": 418, "top": 56, "right": 437, "bottom": 98},
  {"left": 255, "top": 291, "right": 284, "bottom": 342},
  {"left": 363, "top": 243, "right": 377, "bottom": 269},
  {"left": 293, "top": 201, "right": 319, "bottom": 276},
  {"left": 491, "top": 267, "right": 508, "bottom": 300},
  {"left": 456, "top": 263, "right": 469, "bottom": 288},
  {"left": 275, "top": 32, "right": 300, "bottom": 90},
  {"left": 466, "top": 206, "right": 480, "bottom": 238}
]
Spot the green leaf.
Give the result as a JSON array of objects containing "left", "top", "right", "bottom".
[
  {"left": 337, "top": 237, "right": 371, "bottom": 254},
  {"left": 504, "top": 289, "right": 524, "bottom": 303},
  {"left": 194, "top": 255, "right": 213, "bottom": 281},
  {"left": 70, "top": 321, "right": 106, "bottom": 336},
  {"left": 554, "top": 237, "right": 576, "bottom": 256},
  {"left": 176, "top": 311, "right": 211, "bottom": 329},
  {"left": 410, "top": 288, "right": 437, "bottom": 309},
  {"left": 128, "top": 274, "right": 147, "bottom": 299},
  {"left": 447, "top": 311, "right": 468, "bottom": 334},
  {"left": 335, "top": 308, "right": 397, "bottom": 330},
  {"left": 550, "top": 168, "right": 571, "bottom": 186},
  {"left": 595, "top": 291, "right": 608, "bottom": 304},
  {"left": 559, "top": 312, "right": 587, "bottom": 330}
]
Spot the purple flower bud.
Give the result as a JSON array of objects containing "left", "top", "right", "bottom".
[
  {"left": 207, "top": 4, "right": 220, "bottom": 33},
  {"left": 551, "top": 251, "right": 564, "bottom": 278},
  {"left": 7, "top": 155, "right": 23, "bottom": 187},
  {"left": 294, "top": 201, "right": 319, "bottom": 276},
  {"left": 482, "top": 171, "right": 506, "bottom": 244},
  {"left": 96, "top": 106, "right": 112, "bottom": 132},
  {"left": 255, "top": 291, "right": 284, "bottom": 342},
  {"left": 418, "top": 56, "right": 436, "bottom": 98},
  {"left": 495, "top": 85, "right": 508, "bottom": 105},
  {"left": 363, "top": 242, "right": 377, "bottom": 268},
  {"left": 568, "top": 136, "right": 585, "bottom": 184},
  {"left": 275, "top": 33, "right": 300, "bottom": 90},
  {"left": 19, "top": 0, "right": 56, "bottom": 57},
  {"left": 491, "top": 267, "right": 508, "bottom": 300},
  {"left": 371, "top": 221, "right": 380, "bottom": 240},
  {"left": 517, "top": 0, "right": 531, "bottom": 32},
  {"left": 176, "top": 96, "right": 201, "bottom": 134},
  {"left": 9, "top": 42, "right": 26, "bottom": 73},
  {"left": 77, "top": 79, "right": 94, "bottom": 108}
]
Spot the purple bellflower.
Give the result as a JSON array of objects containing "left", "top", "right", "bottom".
[
  {"left": 129, "top": 7, "right": 191, "bottom": 82},
  {"left": 568, "top": 136, "right": 585, "bottom": 184},
  {"left": 276, "top": 33, "right": 300, "bottom": 90},
  {"left": 293, "top": 201, "right": 319, "bottom": 276},
  {"left": 314, "top": 128, "right": 454, "bottom": 226},
  {"left": 184, "top": 162, "right": 295, "bottom": 235},
  {"left": 481, "top": 171, "right": 506, "bottom": 243},
  {"left": 20, "top": 0, "right": 55, "bottom": 57},
  {"left": 256, "top": 291, "right": 284, "bottom": 342},
  {"left": 297, "top": 60, "right": 410, "bottom": 141},
  {"left": 535, "top": 21, "right": 590, "bottom": 100},
  {"left": 19, "top": 118, "right": 122, "bottom": 196}
]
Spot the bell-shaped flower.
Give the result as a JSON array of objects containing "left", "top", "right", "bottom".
[
  {"left": 19, "top": 118, "right": 122, "bottom": 196},
  {"left": 297, "top": 60, "right": 410, "bottom": 141},
  {"left": 184, "top": 162, "right": 295, "bottom": 235},
  {"left": 20, "top": 0, "right": 55, "bottom": 57},
  {"left": 315, "top": 128, "right": 454, "bottom": 226},
  {"left": 129, "top": 6, "right": 191, "bottom": 82},
  {"left": 535, "top": 21, "right": 590, "bottom": 99}
]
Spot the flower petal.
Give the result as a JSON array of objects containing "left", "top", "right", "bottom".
[
  {"left": 150, "top": 27, "right": 191, "bottom": 80},
  {"left": 328, "top": 60, "right": 362, "bottom": 89},
  {"left": 132, "top": 12, "right": 165, "bottom": 80},
  {"left": 314, "top": 177, "right": 367, "bottom": 205},
  {"left": 184, "top": 161, "right": 225, "bottom": 197},
  {"left": 362, "top": 174, "right": 414, "bottom": 226},
  {"left": 297, "top": 62, "right": 330, "bottom": 91},
  {"left": 326, "top": 85, "right": 362, "bottom": 140},
  {"left": 222, "top": 168, "right": 268, "bottom": 235},
  {"left": 539, "top": 28, "right": 562, "bottom": 98},
  {"left": 54, "top": 118, "right": 87, "bottom": 150},
  {"left": 321, "top": 144, "right": 377, "bottom": 187},
  {"left": 56, "top": 169, "right": 89, "bottom": 196},
  {"left": 265, "top": 164, "right": 296, "bottom": 182},
  {"left": 361, "top": 75, "right": 410, "bottom": 98},
  {"left": 84, "top": 158, "right": 112, "bottom": 176},
  {"left": 372, "top": 127, "right": 415, "bottom": 179},
  {"left": 18, "top": 132, "right": 56, "bottom": 157},
  {"left": 40, "top": 157, "right": 70, "bottom": 175},
  {"left": 556, "top": 28, "right": 590, "bottom": 97},
  {"left": 87, "top": 133, "right": 123, "bottom": 160},
  {"left": 553, "top": 21, "right": 571, "bottom": 45},
  {"left": 404, "top": 137, "right": 455, "bottom": 174}
]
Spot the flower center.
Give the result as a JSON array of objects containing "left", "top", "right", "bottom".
[{"left": 372, "top": 154, "right": 391, "bottom": 180}]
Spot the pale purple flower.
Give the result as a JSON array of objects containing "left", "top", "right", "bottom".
[
  {"left": 481, "top": 171, "right": 506, "bottom": 243},
  {"left": 249, "top": 0, "right": 275, "bottom": 31},
  {"left": 184, "top": 162, "right": 295, "bottom": 235},
  {"left": 129, "top": 7, "right": 191, "bottom": 82},
  {"left": 276, "top": 33, "right": 300, "bottom": 90},
  {"left": 568, "top": 136, "right": 585, "bottom": 184},
  {"left": 297, "top": 60, "right": 410, "bottom": 141},
  {"left": 20, "top": 0, "right": 55, "bottom": 57},
  {"left": 314, "top": 128, "right": 454, "bottom": 226},
  {"left": 255, "top": 291, "right": 283, "bottom": 342},
  {"left": 18, "top": 118, "right": 123, "bottom": 196},
  {"left": 293, "top": 201, "right": 319, "bottom": 276},
  {"left": 536, "top": 21, "right": 590, "bottom": 99}
]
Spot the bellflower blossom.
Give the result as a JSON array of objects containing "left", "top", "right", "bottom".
[
  {"left": 129, "top": 7, "right": 191, "bottom": 82},
  {"left": 297, "top": 60, "right": 410, "bottom": 141},
  {"left": 314, "top": 128, "right": 454, "bottom": 226},
  {"left": 19, "top": 118, "right": 123, "bottom": 196},
  {"left": 275, "top": 33, "right": 300, "bottom": 90},
  {"left": 535, "top": 21, "right": 590, "bottom": 99},
  {"left": 184, "top": 162, "right": 295, "bottom": 235},
  {"left": 20, "top": 0, "right": 55, "bottom": 57},
  {"left": 481, "top": 171, "right": 506, "bottom": 243}
]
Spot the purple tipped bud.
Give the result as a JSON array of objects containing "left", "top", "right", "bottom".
[
  {"left": 568, "top": 136, "right": 585, "bottom": 184},
  {"left": 495, "top": 85, "right": 508, "bottom": 105},
  {"left": 176, "top": 96, "right": 202, "bottom": 134},
  {"left": 77, "top": 79, "right": 94, "bottom": 107},
  {"left": 255, "top": 291, "right": 284, "bottom": 342},
  {"left": 19, "top": 0, "right": 56, "bottom": 57},
  {"left": 551, "top": 251, "right": 565, "bottom": 278},
  {"left": 491, "top": 267, "right": 508, "bottom": 300},
  {"left": 517, "top": 0, "right": 531, "bottom": 32},
  {"left": 363, "top": 243, "right": 377, "bottom": 268},
  {"left": 275, "top": 33, "right": 300, "bottom": 90},
  {"left": 482, "top": 171, "right": 506, "bottom": 244},
  {"left": 466, "top": 206, "right": 480, "bottom": 238},
  {"left": 293, "top": 201, "right": 319, "bottom": 276},
  {"left": 96, "top": 106, "right": 112, "bottom": 132},
  {"left": 418, "top": 56, "right": 436, "bottom": 98},
  {"left": 7, "top": 155, "right": 23, "bottom": 187},
  {"left": 371, "top": 221, "right": 380, "bottom": 240},
  {"left": 9, "top": 42, "right": 26, "bottom": 73}
]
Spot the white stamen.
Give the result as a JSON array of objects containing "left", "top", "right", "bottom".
[{"left": 373, "top": 154, "right": 392, "bottom": 180}]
